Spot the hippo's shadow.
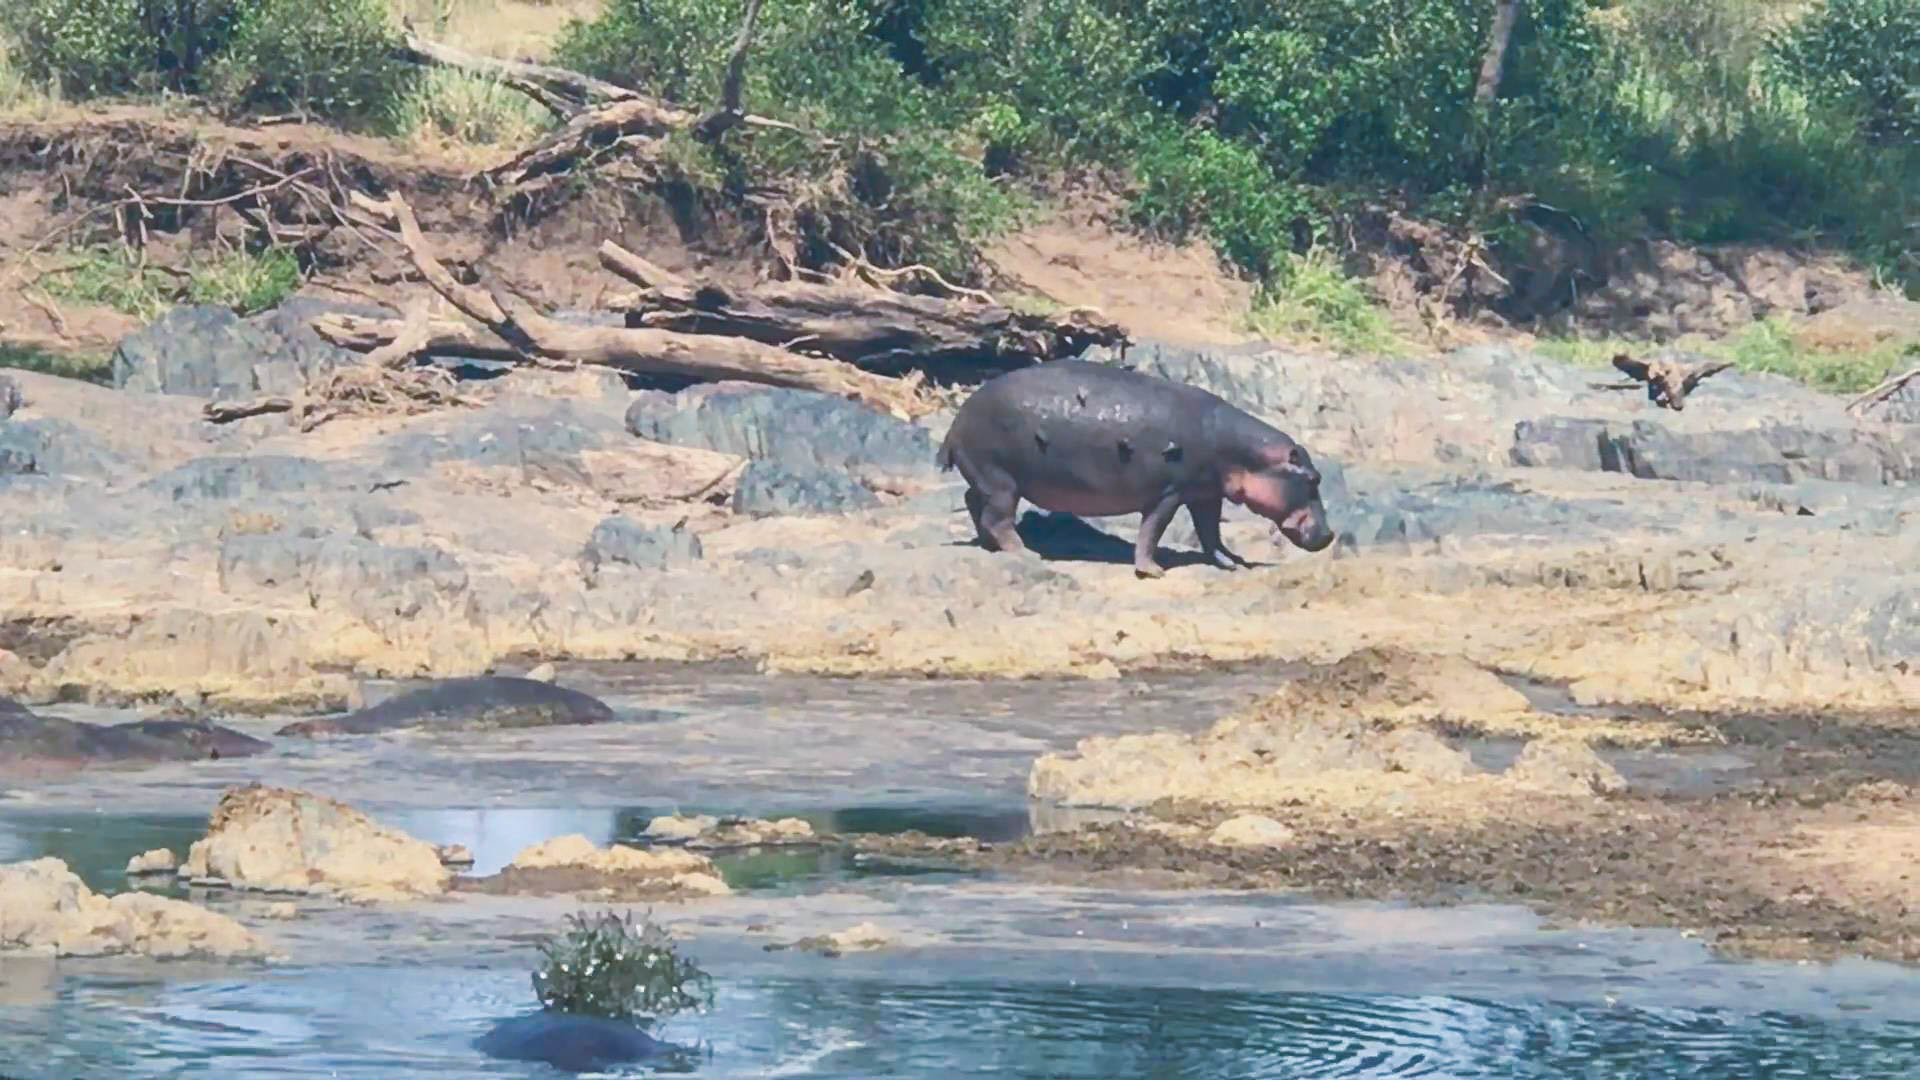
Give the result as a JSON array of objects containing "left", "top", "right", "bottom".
[{"left": 953, "top": 510, "right": 1262, "bottom": 570}]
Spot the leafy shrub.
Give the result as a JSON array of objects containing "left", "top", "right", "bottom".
[
  {"left": 1767, "top": 0, "right": 1920, "bottom": 146},
  {"left": 208, "top": 0, "right": 412, "bottom": 123},
  {"left": 916, "top": 0, "right": 1152, "bottom": 170},
  {"left": 1130, "top": 123, "right": 1317, "bottom": 279},
  {"left": 555, "top": 0, "right": 1017, "bottom": 278},
  {"left": 3, "top": 0, "right": 155, "bottom": 96},
  {"left": 2, "top": 0, "right": 246, "bottom": 96},
  {"left": 532, "top": 909, "right": 713, "bottom": 1028}
]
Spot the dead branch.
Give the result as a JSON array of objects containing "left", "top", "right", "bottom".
[
  {"left": 344, "top": 191, "right": 930, "bottom": 415},
  {"left": 311, "top": 311, "right": 524, "bottom": 361},
  {"left": 365, "top": 299, "right": 436, "bottom": 369},
  {"left": 203, "top": 397, "right": 295, "bottom": 423},
  {"left": 1847, "top": 362, "right": 1920, "bottom": 416},
  {"left": 482, "top": 96, "right": 697, "bottom": 187},
  {"left": 693, "top": 0, "right": 765, "bottom": 143},
  {"left": 598, "top": 240, "right": 1127, "bottom": 376},
  {"left": 397, "top": 26, "right": 633, "bottom": 117}
]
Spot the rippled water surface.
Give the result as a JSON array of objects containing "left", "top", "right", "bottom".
[
  {"left": 6, "top": 664, "right": 1920, "bottom": 1077},
  {"left": 5, "top": 962, "right": 1920, "bottom": 1079}
]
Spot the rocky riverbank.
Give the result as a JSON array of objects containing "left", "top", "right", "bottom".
[{"left": 0, "top": 295, "right": 1913, "bottom": 719}]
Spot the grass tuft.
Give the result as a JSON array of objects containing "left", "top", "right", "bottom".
[
  {"left": 1244, "top": 248, "right": 1400, "bottom": 356},
  {"left": 41, "top": 245, "right": 303, "bottom": 321}
]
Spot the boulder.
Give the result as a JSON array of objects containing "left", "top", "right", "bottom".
[
  {"left": 732, "top": 459, "right": 881, "bottom": 517},
  {"left": 0, "top": 374, "right": 21, "bottom": 419},
  {"left": 144, "top": 455, "right": 360, "bottom": 502},
  {"left": 0, "top": 857, "right": 270, "bottom": 958},
  {"left": 275, "top": 676, "right": 615, "bottom": 737},
  {"left": 111, "top": 297, "right": 384, "bottom": 400},
  {"left": 624, "top": 385, "right": 939, "bottom": 514},
  {"left": 0, "top": 418, "right": 129, "bottom": 480},
  {"left": 581, "top": 517, "right": 703, "bottom": 584},
  {"left": 178, "top": 784, "right": 452, "bottom": 901}
]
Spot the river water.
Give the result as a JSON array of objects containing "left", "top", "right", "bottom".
[{"left": 4, "top": 664, "right": 1920, "bottom": 1077}]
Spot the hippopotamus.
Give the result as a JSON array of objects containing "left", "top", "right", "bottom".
[
  {"left": 0, "top": 698, "right": 270, "bottom": 771},
  {"left": 937, "top": 360, "right": 1335, "bottom": 577},
  {"left": 475, "top": 1011, "right": 675, "bottom": 1073},
  {"left": 276, "top": 676, "right": 616, "bottom": 737}
]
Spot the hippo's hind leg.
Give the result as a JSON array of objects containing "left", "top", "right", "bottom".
[
  {"left": 1133, "top": 493, "right": 1185, "bottom": 579},
  {"left": 964, "top": 472, "right": 1028, "bottom": 554},
  {"left": 1188, "top": 497, "right": 1250, "bottom": 570}
]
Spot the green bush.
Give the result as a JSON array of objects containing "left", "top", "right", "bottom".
[
  {"left": 2, "top": 0, "right": 249, "bottom": 97},
  {"left": 555, "top": 0, "right": 1017, "bottom": 278},
  {"left": 1768, "top": 0, "right": 1920, "bottom": 146},
  {"left": 532, "top": 910, "right": 713, "bottom": 1027},
  {"left": 209, "top": 0, "right": 413, "bottom": 123},
  {"left": 3, "top": 0, "right": 158, "bottom": 96}
]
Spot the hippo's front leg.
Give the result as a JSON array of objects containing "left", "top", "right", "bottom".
[
  {"left": 1188, "top": 497, "right": 1251, "bottom": 570},
  {"left": 1133, "top": 493, "right": 1184, "bottom": 578}
]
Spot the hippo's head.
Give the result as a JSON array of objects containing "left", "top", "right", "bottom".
[{"left": 1225, "top": 440, "right": 1334, "bottom": 553}]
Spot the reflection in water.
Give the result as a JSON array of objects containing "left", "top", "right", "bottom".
[
  {"left": 384, "top": 808, "right": 623, "bottom": 877},
  {"left": 2, "top": 965, "right": 1919, "bottom": 1079}
]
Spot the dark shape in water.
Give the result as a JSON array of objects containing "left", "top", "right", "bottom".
[
  {"left": 474, "top": 1011, "right": 673, "bottom": 1074},
  {"left": 277, "top": 676, "right": 617, "bottom": 737},
  {"left": 0, "top": 699, "right": 269, "bottom": 766}
]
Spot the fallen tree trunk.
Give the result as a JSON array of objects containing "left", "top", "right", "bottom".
[
  {"left": 597, "top": 242, "right": 1128, "bottom": 376},
  {"left": 310, "top": 312, "right": 524, "bottom": 363},
  {"left": 335, "top": 191, "right": 929, "bottom": 416}
]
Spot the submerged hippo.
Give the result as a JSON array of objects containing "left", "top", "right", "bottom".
[
  {"left": 938, "top": 360, "right": 1336, "bottom": 577},
  {"left": 475, "top": 1011, "right": 671, "bottom": 1073},
  {"left": 0, "top": 699, "right": 269, "bottom": 769},
  {"left": 276, "top": 675, "right": 616, "bottom": 737}
]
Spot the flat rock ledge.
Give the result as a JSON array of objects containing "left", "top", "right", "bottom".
[{"left": 453, "top": 834, "right": 732, "bottom": 901}]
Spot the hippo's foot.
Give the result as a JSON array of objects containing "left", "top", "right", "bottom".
[
  {"left": 1133, "top": 560, "right": 1166, "bottom": 579},
  {"left": 1204, "top": 545, "right": 1252, "bottom": 571}
]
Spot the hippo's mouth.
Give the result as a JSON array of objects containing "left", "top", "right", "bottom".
[{"left": 1276, "top": 504, "right": 1334, "bottom": 553}]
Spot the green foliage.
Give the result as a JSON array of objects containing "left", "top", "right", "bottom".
[
  {"left": 0, "top": 344, "right": 111, "bottom": 384},
  {"left": 1, "top": 0, "right": 406, "bottom": 125},
  {"left": 532, "top": 909, "right": 714, "bottom": 1028},
  {"left": 555, "top": 0, "right": 1019, "bottom": 278},
  {"left": 43, "top": 244, "right": 303, "bottom": 321},
  {"left": 1724, "top": 315, "right": 1902, "bottom": 392},
  {"left": 209, "top": 0, "right": 412, "bottom": 123},
  {"left": 185, "top": 245, "right": 302, "bottom": 313},
  {"left": 1768, "top": 0, "right": 1920, "bottom": 147},
  {"left": 2, "top": 0, "right": 156, "bottom": 96}
]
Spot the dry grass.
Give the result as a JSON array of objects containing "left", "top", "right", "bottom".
[{"left": 385, "top": 0, "right": 605, "bottom": 61}]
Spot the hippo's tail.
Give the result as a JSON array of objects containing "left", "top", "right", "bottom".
[{"left": 935, "top": 426, "right": 957, "bottom": 472}]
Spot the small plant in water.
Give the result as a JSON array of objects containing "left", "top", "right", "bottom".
[{"left": 532, "top": 909, "right": 714, "bottom": 1030}]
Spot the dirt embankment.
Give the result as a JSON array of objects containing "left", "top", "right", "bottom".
[{"left": 2, "top": 106, "right": 1906, "bottom": 372}]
